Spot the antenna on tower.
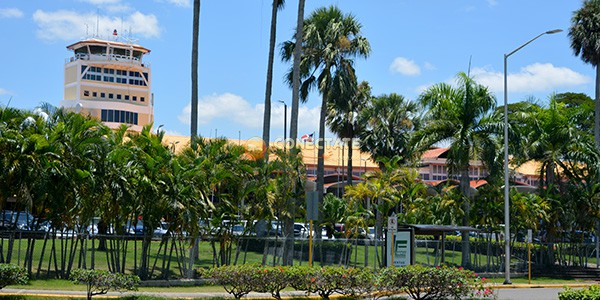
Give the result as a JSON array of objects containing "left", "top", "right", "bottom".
[
  {"left": 85, "top": 23, "right": 89, "bottom": 38},
  {"left": 95, "top": 9, "right": 100, "bottom": 37}
]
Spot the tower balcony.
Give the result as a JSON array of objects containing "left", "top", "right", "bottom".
[{"left": 65, "top": 53, "right": 150, "bottom": 68}]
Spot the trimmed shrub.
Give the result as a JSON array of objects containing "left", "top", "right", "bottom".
[
  {"left": 336, "top": 267, "right": 376, "bottom": 298},
  {"left": 253, "top": 266, "right": 290, "bottom": 300},
  {"left": 201, "top": 264, "right": 259, "bottom": 300},
  {"left": 202, "top": 264, "right": 492, "bottom": 300},
  {"left": 559, "top": 285, "right": 600, "bottom": 300},
  {"left": 70, "top": 269, "right": 140, "bottom": 300},
  {"left": 0, "top": 264, "right": 28, "bottom": 289},
  {"left": 375, "top": 265, "right": 492, "bottom": 300},
  {"left": 287, "top": 265, "right": 366, "bottom": 299}
]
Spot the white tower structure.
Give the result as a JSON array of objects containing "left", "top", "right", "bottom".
[{"left": 61, "top": 37, "right": 153, "bottom": 131}]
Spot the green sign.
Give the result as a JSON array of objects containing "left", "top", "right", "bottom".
[{"left": 393, "top": 231, "right": 412, "bottom": 267}]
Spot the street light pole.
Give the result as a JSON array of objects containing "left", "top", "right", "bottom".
[
  {"left": 279, "top": 100, "right": 287, "bottom": 151},
  {"left": 503, "top": 29, "right": 562, "bottom": 285}
]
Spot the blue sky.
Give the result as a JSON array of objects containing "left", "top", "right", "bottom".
[{"left": 0, "top": 0, "right": 594, "bottom": 140}]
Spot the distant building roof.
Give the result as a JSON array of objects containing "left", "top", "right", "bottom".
[
  {"left": 422, "top": 147, "right": 449, "bottom": 159},
  {"left": 513, "top": 160, "right": 541, "bottom": 177}
]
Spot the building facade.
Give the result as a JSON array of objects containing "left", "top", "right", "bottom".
[{"left": 61, "top": 38, "right": 153, "bottom": 132}]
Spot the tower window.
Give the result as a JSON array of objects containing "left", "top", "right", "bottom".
[
  {"left": 83, "top": 90, "right": 90, "bottom": 97},
  {"left": 108, "top": 93, "right": 113, "bottom": 99},
  {"left": 100, "top": 93, "right": 105, "bottom": 98},
  {"left": 92, "top": 92, "right": 97, "bottom": 97},
  {"left": 117, "top": 94, "right": 122, "bottom": 100},
  {"left": 132, "top": 96, "right": 137, "bottom": 101},
  {"left": 124, "top": 95, "right": 130, "bottom": 101}
]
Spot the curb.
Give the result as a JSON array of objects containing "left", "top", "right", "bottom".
[{"left": 2, "top": 283, "right": 599, "bottom": 299}]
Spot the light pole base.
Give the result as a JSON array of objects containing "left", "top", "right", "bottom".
[{"left": 503, "top": 279, "right": 513, "bottom": 285}]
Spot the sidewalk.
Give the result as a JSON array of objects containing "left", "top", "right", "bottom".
[{"left": 1, "top": 282, "right": 598, "bottom": 299}]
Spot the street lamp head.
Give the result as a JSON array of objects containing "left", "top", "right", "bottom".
[
  {"left": 545, "top": 29, "right": 563, "bottom": 34},
  {"left": 278, "top": 100, "right": 286, "bottom": 105}
]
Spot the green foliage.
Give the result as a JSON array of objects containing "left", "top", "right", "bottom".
[
  {"left": 0, "top": 264, "right": 28, "bottom": 289},
  {"left": 560, "top": 285, "right": 600, "bottom": 300},
  {"left": 70, "top": 269, "right": 140, "bottom": 300},
  {"left": 252, "top": 266, "right": 290, "bottom": 300},
  {"left": 202, "top": 264, "right": 492, "bottom": 300},
  {"left": 201, "top": 264, "right": 258, "bottom": 300},
  {"left": 375, "top": 265, "right": 493, "bottom": 300}
]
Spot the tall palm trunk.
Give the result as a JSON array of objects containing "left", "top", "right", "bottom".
[
  {"left": 346, "top": 138, "right": 353, "bottom": 186},
  {"left": 594, "top": 66, "right": 600, "bottom": 149},
  {"left": 317, "top": 92, "right": 328, "bottom": 215},
  {"left": 289, "top": 0, "right": 305, "bottom": 144},
  {"left": 190, "top": 0, "right": 200, "bottom": 144},
  {"left": 283, "top": 0, "right": 305, "bottom": 266},
  {"left": 261, "top": 0, "right": 279, "bottom": 160},
  {"left": 459, "top": 167, "right": 471, "bottom": 268}
]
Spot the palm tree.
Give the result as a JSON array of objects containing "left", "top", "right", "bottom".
[
  {"left": 288, "top": 0, "right": 305, "bottom": 145},
  {"left": 191, "top": 0, "right": 200, "bottom": 143},
  {"left": 281, "top": 5, "right": 371, "bottom": 214},
  {"left": 514, "top": 96, "right": 597, "bottom": 241},
  {"left": 262, "top": 0, "right": 285, "bottom": 160},
  {"left": 327, "top": 81, "right": 371, "bottom": 186},
  {"left": 358, "top": 93, "right": 422, "bottom": 168},
  {"left": 416, "top": 72, "right": 500, "bottom": 267},
  {"left": 569, "top": 0, "right": 600, "bottom": 148}
]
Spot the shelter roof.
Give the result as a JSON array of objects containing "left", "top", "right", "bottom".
[{"left": 401, "top": 224, "right": 479, "bottom": 235}]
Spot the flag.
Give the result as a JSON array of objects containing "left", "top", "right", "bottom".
[
  {"left": 113, "top": 29, "right": 118, "bottom": 36},
  {"left": 301, "top": 132, "right": 314, "bottom": 143}
]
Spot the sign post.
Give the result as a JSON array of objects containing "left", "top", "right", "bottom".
[
  {"left": 386, "top": 214, "right": 397, "bottom": 267},
  {"left": 527, "top": 229, "right": 532, "bottom": 284},
  {"left": 306, "top": 191, "right": 319, "bottom": 267}
]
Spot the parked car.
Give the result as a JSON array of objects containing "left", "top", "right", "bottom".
[
  {"left": 0, "top": 210, "right": 36, "bottom": 230},
  {"left": 124, "top": 220, "right": 145, "bottom": 235},
  {"left": 153, "top": 221, "right": 169, "bottom": 237},
  {"left": 294, "top": 223, "right": 311, "bottom": 238}
]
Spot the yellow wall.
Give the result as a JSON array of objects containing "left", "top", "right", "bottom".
[
  {"left": 64, "top": 66, "right": 78, "bottom": 85},
  {"left": 138, "top": 113, "right": 151, "bottom": 126},
  {"left": 64, "top": 87, "right": 77, "bottom": 101}
]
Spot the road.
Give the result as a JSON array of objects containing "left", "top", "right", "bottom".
[
  {"left": 0, "top": 285, "right": 589, "bottom": 299},
  {"left": 496, "top": 287, "right": 567, "bottom": 300}
]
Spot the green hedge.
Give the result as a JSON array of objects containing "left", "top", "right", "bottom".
[
  {"left": 559, "top": 285, "right": 600, "bottom": 300},
  {"left": 0, "top": 264, "right": 28, "bottom": 289},
  {"left": 201, "top": 264, "right": 493, "bottom": 300}
]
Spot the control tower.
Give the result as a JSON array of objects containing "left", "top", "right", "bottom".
[{"left": 61, "top": 37, "right": 153, "bottom": 131}]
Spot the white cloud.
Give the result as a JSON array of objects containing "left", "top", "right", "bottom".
[
  {"left": 33, "top": 10, "right": 160, "bottom": 41},
  {"left": 178, "top": 93, "right": 322, "bottom": 137},
  {"left": 0, "top": 8, "right": 24, "bottom": 18},
  {"left": 424, "top": 62, "right": 436, "bottom": 71},
  {"left": 390, "top": 57, "right": 421, "bottom": 76},
  {"left": 0, "top": 88, "right": 9, "bottom": 95},
  {"left": 105, "top": 5, "right": 131, "bottom": 13},
  {"left": 178, "top": 93, "right": 261, "bottom": 127},
  {"left": 166, "top": 0, "right": 191, "bottom": 7},
  {"left": 470, "top": 63, "right": 591, "bottom": 93},
  {"left": 415, "top": 84, "right": 432, "bottom": 95},
  {"left": 163, "top": 129, "right": 183, "bottom": 136},
  {"left": 487, "top": 0, "right": 498, "bottom": 6}
]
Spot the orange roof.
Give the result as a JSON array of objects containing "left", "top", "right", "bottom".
[
  {"left": 470, "top": 179, "right": 488, "bottom": 189},
  {"left": 162, "top": 135, "right": 379, "bottom": 169},
  {"left": 422, "top": 147, "right": 449, "bottom": 159},
  {"left": 513, "top": 160, "right": 541, "bottom": 176}
]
